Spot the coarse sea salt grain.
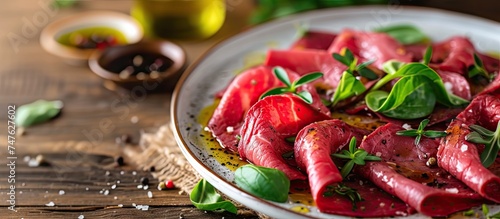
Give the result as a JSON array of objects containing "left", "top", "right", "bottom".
[
  {"left": 147, "top": 191, "right": 153, "bottom": 198},
  {"left": 78, "top": 215, "right": 84, "bottom": 219},
  {"left": 45, "top": 201, "right": 55, "bottom": 207},
  {"left": 226, "top": 126, "right": 234, "bottom": 133},
  {"left": 402, "top": 123, "right": 412, "bottom": 130},
  {"left": 444, "top": 82, "right": 453, "bottom": 93},
  {"left": 204, "top": 127, "right": 210, "bottom": 132},
  {"left": 445, "top": 188, "right": 459, "bottom": 193},
  {"left": 460, "top": 144, "right": 468, "bottom": 152},
  {"left": 59, "top": 190, "right": 65, "bottom": 195}
]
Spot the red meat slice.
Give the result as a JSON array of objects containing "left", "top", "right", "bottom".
[
  {"left": 207, "top": 66, "right": 329, "bottom": 152},
  {"left": 327, "top": 29, "right": 412, "bottom": 69},
  {"left": 238, "top": 95, "right": 331, "bottom": 180},
  {"left": 432, "top": 37, "right": 475, "bottom": 75},
  {"left": 290, "top": 30, "right": 337, "bottom": 50},
  {"left": 357, "top": 123, "right": 486, "bottom": 216},
  {"left": 294, "top": 120, "right": 413, "bottom": 217},
  {"left": 311, "top": 175, "right": 414, "bottom": 217},
  {"left": 438, "top": 94, "right": 500, "bottom": 203},
  {"left": 264, "top": 49, "right": 346, "bottom": 89},
  {"left": 294, "top": 120, "right": 367, "bottom": 202},
  {"left": 437, "top": 70, "right": 471, "bottom": 100}
]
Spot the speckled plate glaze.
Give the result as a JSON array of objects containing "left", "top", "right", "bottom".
[{"left": 171, "top": 6, "right": 500, "bottom": 219}]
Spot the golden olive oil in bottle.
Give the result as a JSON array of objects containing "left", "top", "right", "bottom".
[{"left": 131, "top": 0, "right": 225, "bottom": 39}]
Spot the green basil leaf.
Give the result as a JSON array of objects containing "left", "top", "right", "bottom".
[
  {"left": 423, "top": 46, "right": 432, "bottom": 65},
  {"left": 418, "top": 119, "right": 430, "bottom": 131},
  {"left": 358, "top": 67, "right": 378, "bottom": 80},
  {"left": 483, "top": 204, "right": 490, "bottom": 216},
  {"left": 331, "top": 153, "right": 351, "bottom": 159},
  {"left": 382, "top": 60, "right": 406, "bottom": 75},
  {"left": 295, "top": 90, "right": 313, "bottom": 104},
  {"left": 371, "top": 63, "right": 469, "bottom": 108},
  {"left": 374, "top": 24, "right": 429, "bottom": 45},
  {"left": 356, "top": 59, "right": 375, "bottom": 70},
  {"left": 234, "top": 164, "right": 290, "bottom": 203},
  {"left": 15, "top": 100, "right": 63, "bottom": 127},
  {"left": 331, "top": 71, "right": 366, "bottom": 106},
  {"left": 480, "top": 141, "right": 500, "bottom": 168},
  {"left": 490, "top": 209, "right": 500, "bottom": 219},
  {"left": 273, "top": 67, "right": 291, "bottom": 87},
  {"left": 344, "top": 49, "right": 355, "bottom": 67},
  {"left": 414, "top": 135, "right": 422, "bottom": 146},
  {"left": 366, "top": 75, "right": 437, "bottom": 119},
  {"left": 470, "top": 124, "right": 495, "bottom": 137},
  {"left": 190, "top": 179, "right": 237, "bottom": 214},
  {"left": 260, "top": 87, "right": 289, "bottom": 100},
  {"left": 340, "top": 160, "right": 355, "bottom": 178},
  {"left": 422, "top": 130, "right": 447, "bottom": 138},
  {"left": 364, "top": 155, "right": 382, "bottom": 161},
  {"left": 466, "top": 132, "right": 491, "bottom": 145},
  {"left": 396, "top": 129, "right": 419, "bottom": 137},
  {"left": 333, "top": 53, "right": 350, "bottom": 67},
  {"left": 293, "top": 72, "right": 323, "bottom": 88},
  {"left": 349, "top": 137, "right": 357, "bottom": 153}
]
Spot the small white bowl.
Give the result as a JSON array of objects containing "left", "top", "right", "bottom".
[{"left": 40, "top": 10, "right": 143, "bottom": 65}]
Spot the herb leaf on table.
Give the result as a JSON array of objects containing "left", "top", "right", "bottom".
[{"left": 190, "top": 179, "right": 237, "bottom": 214}]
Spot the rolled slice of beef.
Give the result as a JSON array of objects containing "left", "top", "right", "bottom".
[
  {"left": 289, "top": 30, "right": 337, "bottom": 50},
  {"left": 432, "top": 36, "right": 475, "bottom": 75},
  {"left": 238, "top": 95, "right": 331, "bottom": 180},
  {"left": 294, "top": 120, "right": 367, "bottom": 202},
  {"left": 438, "top": 94, "right": 500, "bottom": 203},
  {"left": 294, "top": 120, "right": 413, "bottom": 217},
  {"left": 327, "top": 29, "right": 412, "bottom": 69},
  {"left": 357, "top": 123, "right": 486, "bottom": 216},
  {"left": 207, "top": 66, "right": 329, "bottom": 152}
]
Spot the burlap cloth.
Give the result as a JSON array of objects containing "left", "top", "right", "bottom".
[{"left": 125, "top": 123, "right": 267, "bottom": 218}]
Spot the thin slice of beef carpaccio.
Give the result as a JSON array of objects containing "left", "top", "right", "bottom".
[
  {"left": 264, "top": 49, "right": 346, "bottom": 89},
  {"left": 294, "top": 120, "right": 367, "bottom": 201},
  {"left": 327, "top": 29, "right": 412, "bottom": 69},
  {"left": 437, "top": 70, "right": 472, "bottom": 100},
  {"left": 314, "top": 175, "right": 414, "bottom": 217},
  {"left": 207, "top": 65, "right": 329, "bottom": 152},
  {"left": 438, "top": 94, "right": 500, "bottom": 203},
  {"left": 293, "top": 120, "right": 413, "bottom": 217},
  {"left": 357, "top": 123, "right": 486, "bottom": 216},
  {"left": 289, "top": 30, "right": 337, "bottom": 51},
  {"left": 432, "top": 36, "right": 475, "bottom": 75},
  {"left": 238, "top": 95, "right": 331, "bottom": 180}
]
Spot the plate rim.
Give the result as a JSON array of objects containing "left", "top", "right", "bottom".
[{"left": 171, "top": 5, "right": 500, "bottom": 219}]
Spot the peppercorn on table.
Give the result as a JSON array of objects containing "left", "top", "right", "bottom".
[{"left": 1, "top": 0, "right": 499, "bottom": 218}]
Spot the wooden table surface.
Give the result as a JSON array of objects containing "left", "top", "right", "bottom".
[{"left": 1, "top": 1, "right": 499, "bottom": 219}]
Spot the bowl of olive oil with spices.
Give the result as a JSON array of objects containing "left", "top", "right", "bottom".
[{"left": 40, "top": 11, "right": 143, "bottom": 65}]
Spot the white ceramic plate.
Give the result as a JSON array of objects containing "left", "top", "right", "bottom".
[{"left": 172, "top": 6, "right": 500, "bottom": 219}]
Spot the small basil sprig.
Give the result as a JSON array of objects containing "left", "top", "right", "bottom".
[
  {"left": 482, "top": 204, "right": 500, "bottom": 219},
  {"left": 331, "top": 137, "right": 381, "bottom": 178},
  {"left": 323, "top": 184, "right": 362, "bottom": 210},
  {"left": 15, "top": 100, "right": 63, "bottom": 127},
  {"left": 468, "top": 53, "right": 490, "bottom": 79},
  {"left": 396, "top": 119, "right": 447, "bottom": 146},
  {"left": 333, "top": 48, "right": 378, "bottom": 80},
  {"left": 374, "top": 24, "right": 429, "bottom": 45},
  {"left": 465, "top": 121, "right": 500, "bottom": 168},
  {"left": 234, "top": 164, "right": 290, "bottom": 203},
  {"left": 366, "top": 48, "right": 469, "bottom": 119},
  {"left": 330, "top": 48, "right": 377, "bottom": 106},
  {"left": 260, "top": 67, "right": 323, "bottom": 104},
  {"left": 190, "top": 179, "right": 237, "bottom": 214}
]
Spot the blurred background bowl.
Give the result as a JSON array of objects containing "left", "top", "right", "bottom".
[
  {"left": 89, "top": 40, "right": 186, "bottom": 92},
  {"left": 40, "top": 10, "right": 143, "bottom": 65}
]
